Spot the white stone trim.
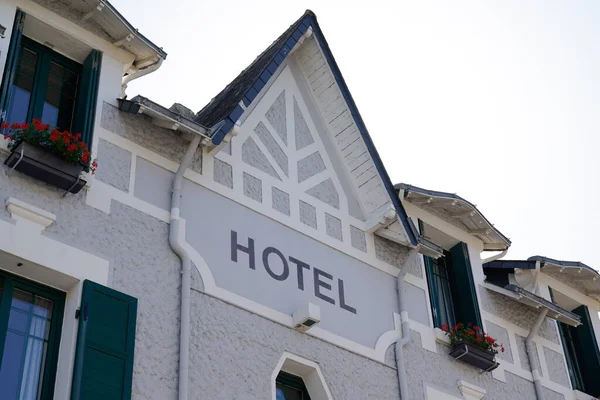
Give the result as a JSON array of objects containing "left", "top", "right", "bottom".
[
  {"left": 186, "top": 220, "right": 401, "bottom": 362},
  {"left": 425, "top": 385, "right": 463, "bottom": 400},
  {"left": 457, "top": 380, "right": 486, "bottom": 400},
  {"left": 92, "top": 126, "right": 405, "bottom": 278},
  {"left": 573, "top": 389, "right": 597, "bottom": 400},
  {"left": 0, "top": 198, "right": 109, "bottom": 400},
  {"left": 539, "top": 273, "right": 600, "bottom": 310},
  {"left": 481, "top": 310, "right": 564, "bottom": 354},
  {"left": 407, "top": 320, "right": 438, "bottom": 353},
  {"left": 6, "top": 197, "right": 56, "bottom": 228},
  {"left": 86, "top": 131, "right": 411, "bottom": 363},
  {"left": 271, "top": 352, "right": 333, "bottom": 400}
]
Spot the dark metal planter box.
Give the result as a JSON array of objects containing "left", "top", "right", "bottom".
[
  {"left": 449, "top": 341, "right": 499, "bottom": 372},
  {"left": 4, "top": 142, "right": 86, "bottom": 193}
]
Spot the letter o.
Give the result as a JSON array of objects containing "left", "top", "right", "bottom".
[{"left": 262, "top": 247, "right": 289, "bottom": 281}]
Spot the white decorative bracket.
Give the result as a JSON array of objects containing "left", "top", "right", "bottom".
[
  {"left": 6, "top": 197, "right": 56, "bottom": 231},
  {"left": 364, "top": 204, "right": 397, "bottom": 233},
  {"left": 457, "top": 380, "right": 486, "bottom": 400}
]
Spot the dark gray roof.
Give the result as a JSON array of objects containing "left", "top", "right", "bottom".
[
  {"left": 397, "top": 183, "right": 510, "bottom": 250},
  {"left": 483, "top": 260, "right": 536, "bottom": 270},
  {"left": 194, "top": 11, "right": 312, "bottom": 131},
  {"left": 528, "top": 256, "right": 599, "bottom": 274},
  {"left": 119, "top": 95, "right": 209, "bottom": 137},
  {"left": 192, "top": 10, "right": 419, "bottom": 246},
  {"left": 484, "top": 281, "right": 581, "bottom": 326}
]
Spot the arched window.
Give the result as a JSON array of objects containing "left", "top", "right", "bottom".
[{"left": 271, "top": 352, "right": 332, "bottom": 400}]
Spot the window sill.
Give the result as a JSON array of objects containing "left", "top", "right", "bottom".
[
  {"left": 0, "top": 138, "right": 10, "bottom": 155},
  {"left": 434, "top": 327, "right": 451, "bottom": 346},
  {"left": 573, "top": 390, "right": 597, "bottom": 400}
]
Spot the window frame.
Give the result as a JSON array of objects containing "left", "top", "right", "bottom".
[
  {"left": 424, "top": 251, "right": 457, "bottom": 329},
  {"left": 558, "top": 321, "right": 586, "bottom": 392},
  {"left": 8, "top": 36, "right": 82, "bottom": 131},
  {"left": 0, "top": 269, "right": 66, "bottom": 400},
  {"left": 276, "top": 371, "right": 312, "bottom": 400}
]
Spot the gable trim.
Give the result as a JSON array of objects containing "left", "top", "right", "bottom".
[{"left": 208, "top": 12, "right": 417, "bottom": 246}]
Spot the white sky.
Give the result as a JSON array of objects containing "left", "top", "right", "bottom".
[{"left": 111, "top": 0, "right": 600, "bottom": 268}]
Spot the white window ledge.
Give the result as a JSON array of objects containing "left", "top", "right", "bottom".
[
  {"left": 434, "top": 327, "right": 451, "bottom": 346},
  {"left": 573, "top": 390, "right": 597, "bottom": 400}
]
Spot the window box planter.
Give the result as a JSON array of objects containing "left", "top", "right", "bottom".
[
  {"left": 449, "top": 341, "right": 499, "bottom": 372},
  {"left": 4, "top": 141, "right": 86, "bottom": 193}
]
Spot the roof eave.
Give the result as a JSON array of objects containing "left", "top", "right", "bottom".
[
  {"left": 118, "top": 96, "right": 210, "bottom": 139},
  {"left": 483, "top": 282, "right": 581, "bottom": 327},
  {"left": 398, "top": 183, "right": 510, "bottom": 251},
  {"left": 198, "top": 11, "right": 418, "bottom": 246},
  {"left": 103, "top": 0, "right": 167, "bottom": 61}
]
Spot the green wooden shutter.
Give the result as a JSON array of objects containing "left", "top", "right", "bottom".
[
  {"left": 423, "top": 255, "right": 439, "bottom": 326},
  {"left": 449, "top": 242, "right": 483, "bottom": 328},
  {"left": 71, "top": 280, "right": 137, "bottom": 400},
  {"left": 73, "top": 50, "right": 102, "bottom": 148},
  {"left": 0, "top": 9, "right": 26, "bottom": 123},
  {"left": 572, "top": 305, "right": 600, "bottom": 397}
]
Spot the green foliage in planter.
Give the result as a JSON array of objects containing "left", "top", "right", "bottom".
[
  {"left": 442, "top": 322, "right": 505, "bottom": 355},
  {"left": 1, "top": 120, "right": 97, "bottom": 173}
]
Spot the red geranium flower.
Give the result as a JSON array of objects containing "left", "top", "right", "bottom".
[
  {"left": 1, "top": 122, "right": 9, "bottom": 130},
  {"left": 441, "top": 323, "right": 449, "bottom": 332},
  {"left": 21, "top": 123, "right": 29, "bottom": 130},
  {"left": 50, "top": 130, "right": 60, "bottom": 142},
  {"left": 67, "top": 144, "right": 77, "bottom": 153},
  {"left": 11, "top": 123, "right": 20, "bottom": 129},
  {"left": 467, "top": 329, "right": 475, "bottom": 335}
]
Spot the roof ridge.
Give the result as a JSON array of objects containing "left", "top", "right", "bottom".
[{"left": 194, "top": 11, "right": 312, "bottom": 124}]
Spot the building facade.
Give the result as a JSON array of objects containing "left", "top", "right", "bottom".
[{"left": 0, "top": 2, "right": 598, "bottom": 399}]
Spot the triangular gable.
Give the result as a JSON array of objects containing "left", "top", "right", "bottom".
[{"left": 195, "top": 11, "right": 417, "bottom": 248}]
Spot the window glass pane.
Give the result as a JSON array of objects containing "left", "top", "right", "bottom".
[
  {"left": 12, "top": 289, "right": 32, "bottom": 312},
  {"left": 19, "top": 337, "right": 47, "bottom": 400},
  {"left": 0, "top": 287, "right": 54, "bottom": 400},
  {"left": 431, "top": 256, "right": 456, "bottom": 328},
  {"left": 29, "top": 316, "right": 50, "bottom": 340},
  {"left": 0, "top": 331, "right": 26, "bottom": 399},
  {"left": 41, "top": 61, "right": 79, "bottom": 131},
  {"left": 8, "top": 309, "right": 28, "bottom": 332},
  {"left": 33, "top": 297, "right": 53, "bottom": 319},
  {"left": 6, "top": 48, "right": 38, "bottom": 125},
  {"left": 276, "top": 384, "right": 303, "bottom": 400}
]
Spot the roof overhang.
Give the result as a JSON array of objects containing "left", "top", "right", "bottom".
[
  {"left": 56, "top": 0, "right": 166, "bottom": 68},
  {"left": 118, "top": 96, "right": 210, "bottom": 140},
  {"left": 397, "top": 183, "right": 511, "bottom": 251},
  {"left": 529, "top": 256, "right": 600, "bottom": 301},
  {"left": 482, "top": 282, "right": 581, "bottom": 326},
  {"left": 193, "top": 10, "right": 418, "bottom": 247}
]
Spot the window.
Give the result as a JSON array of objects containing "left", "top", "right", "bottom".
[
  {"left": 555, "top": 304, "right": 600, "bottom": 396},
  {"left": 421, "top": 225, "right": 482, "bottom": 330},
  {"left": 6, "top": 37, "right": 81, "bottom": 132},
  {"left": 0, "top": 270, "right": 65, "bottom": 400},
  {"left": 425, "top": 251, "right": 457, "bottom": 328},
  {"left": 558, "top": 321, "right": 585, "bottom": 391},
  {"left": 276, "top": 371, "right": 311, "bottom": 400},
  {"left": 0, "top": 10, "right": 102, "bottom": 148}
]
